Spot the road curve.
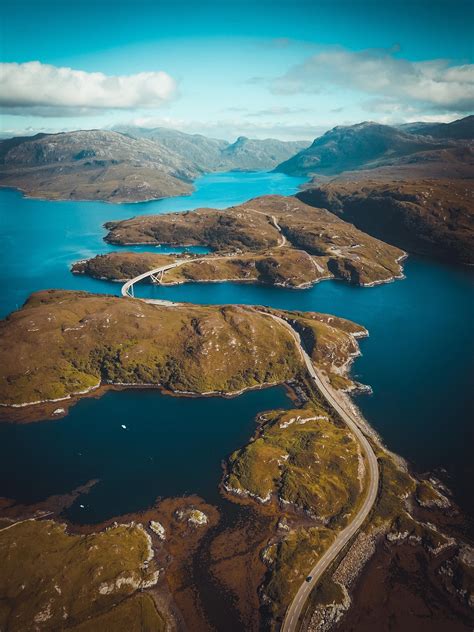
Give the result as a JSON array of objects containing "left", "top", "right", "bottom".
[
  {"left": 121, "top": 208, "right": 288, "bottom": 298},
  {"left": 121, "top": 253, "right": 379, "bottom": 632},
  {"left": 260, "top": 313, "right": 379, "bottom": 632},
  {"left": 245, "top": 207, "right": 287, "bottom": 248},
  {"left": 122, "top": 261, "right": 182, "bottom": 297}
]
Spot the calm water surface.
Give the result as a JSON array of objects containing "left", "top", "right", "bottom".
[
  {"left": 0, "top": 171, "right": 304, "bottom": 317},
  {"left": 0, "top": 171, "right": 473, "bottom": 523},
  {"left": 133, "top": 260, "right": 474, "bottom": 517},
  {"left": 0, "top": 387, "right": 290, "bottom": 524}
]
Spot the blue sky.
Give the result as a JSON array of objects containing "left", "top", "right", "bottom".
[{"left": 1, "top": 0, "right": 473, "bottom": 139}]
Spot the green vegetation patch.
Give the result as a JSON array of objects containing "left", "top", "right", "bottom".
[
  {"left": 70, "top": 593, "right": 165, "bottom": 632},
  {"left": 0, "top": 291, "right": 303, "bottom": 406},
  {"left": 0, "top": 520, "right": 158, "bottom": 631},
  {"left": 264, "top": 526, "right": 335, "bottom": 616},
  {"left": 373, "top": 453, "right": 416, "bottom": 525},
  {"left": 274, "top": 309, "right": 367, "bottom": 388},
  {"left": 227, "top": 405, "right": 362, "bottom": 520}
]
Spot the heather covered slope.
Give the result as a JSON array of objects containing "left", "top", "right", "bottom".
[
  {"left": 275, "top": 121, "right": 455, "bottom": 176},
  {"left": 225, "top": 403, "right": 362, "bottom": 515},
  {"left": 0, "top": 130, "right": 197, "bottom": 202},
  {"left": 0, "top": 290, "right": 299, "bottom": 406},
  {"left": 298, "top": 178, "right": 474, "bottom": 264},
  {"left": 282, "top": 116, "right": 474, "bottom": 263},
  {"left": 103, "top": 195, "right": 405, "bottom": 286},
  {"left": 0, "top": 290, "right": 366, "bottom": 410},
  {"left": 0, "top": 520, "right": 162, "bottom": 631},
  {"left": 105, "top": 202, "right": 282, "bottom": 250}
]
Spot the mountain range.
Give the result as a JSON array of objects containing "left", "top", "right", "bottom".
[
  {"left": 0, "top": 129, "right": 309, "bottom": 203},
  {"left": 0, "top": 116, "right": 472, "bottom": 263},
  {"left": 114, "top": 125, "right": 309, "bottom": 172},
  {"left": 275, "top": 116, "right": 474, "bottom": 177},
  {"left": 293, "top": 116, "right": 473, "bottom": 263}
]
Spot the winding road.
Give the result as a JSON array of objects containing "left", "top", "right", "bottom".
[
  {"left": 245, "top": 207, "right": 287, "bottom": 248},
  {"left": 121, "top": 215, "right": 380, "bottom": 632},
  {"left": 0, "top": 512, "right": 54, "bottom": 533},
  {"left": 262, "top": 313, "right": 379, "bottom": 632},
  {"left": 121, "top": 213, "right": 284, "bottom": 298}
]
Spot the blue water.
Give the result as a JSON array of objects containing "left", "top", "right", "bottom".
[
  {"left": 0, "top": 171, "right": 473, "bottom": 523},
  {"left": 129, "top": 259, "right": 474, "bottom": 517},
  {"left": 0, "top": 387, "right": 290, "bottom": 524},
  {"left": 0, "top": 170, "right": 305, "bottom": 317}
]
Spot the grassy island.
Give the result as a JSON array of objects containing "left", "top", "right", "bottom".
[
  {"left": 226, "top": 404, "right": 362, "bottom": 517},
  {"left": 101, "top": 195, "right": 406, "bottom": 287},
  {"left": 0, "top": 290, "right": 365, "bottom": 411}
]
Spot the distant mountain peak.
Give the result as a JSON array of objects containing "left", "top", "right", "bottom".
[{"left": 275, "top": 117, "right": 472, "bottom": 176}]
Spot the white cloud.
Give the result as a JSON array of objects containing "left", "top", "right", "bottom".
[
  {"left": 272, "top": 47, "right": 474, "bottom": 112},
  {"left": 0, "top": 61, "right": 177, "bottom": 114}
]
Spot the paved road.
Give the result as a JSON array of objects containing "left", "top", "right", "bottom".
[
  {"left": 245, "top": 207, "right": 287, "bottom": 248},
  {"left": 121, "top": 206, "right": 291, "bottom": 298},
  {"left": 122, "top": 248, "right": 379, "bottom": 632},
  {"left": 122, "top": 261, "right": 184, "bottom": 297},
  {"left": 260, "top": 313, "right": 379, "bottom": 632}
]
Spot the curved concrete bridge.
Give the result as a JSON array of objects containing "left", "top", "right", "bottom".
[
  {"left": 121, "top": 207, "right": 288, "bottom": 300},
  {"left": 121, "top": 260, "right": 187, "bottom": 304},
  {"left": 121, "top": 255, "right": 232, "bottom": 304}
]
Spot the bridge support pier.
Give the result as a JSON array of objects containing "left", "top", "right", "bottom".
[{"left": 150, "top": 270, "right": 164, "bottom": 284}]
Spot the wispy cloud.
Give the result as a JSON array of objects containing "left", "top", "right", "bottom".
[
  {"left": 244, "top": 76, "right": 267, "bottom": 85},
  {"left": 271, "top": 46, "right": 474, "bottom": 112},
  {"left": 121, "top": 115, "right": 321, "bottom": 141},
  {"left": 0, "top": 61, "right": 177, "bottom": 115},
  {"left": 246, "top": 106, "right": 311, "bottom": 117}
]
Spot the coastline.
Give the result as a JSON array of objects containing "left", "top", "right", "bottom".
[
  {"left": 0, "top": 377, "right": 297, "bottom": 425},
  {"left": 72, "top": 254, "right": 407, "bottom": 291},
  {"left": 0, "top": 183, "right": 195, "bottom": 206}
]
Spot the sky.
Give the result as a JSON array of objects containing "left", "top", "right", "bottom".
[{"left": 1, "top": 0, "right": 473, "bottom": 140}]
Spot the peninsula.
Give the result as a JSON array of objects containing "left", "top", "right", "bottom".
[
  {"left": 100, "top": 195, "right": 406, "bottom": 287},
  {"left": 0, "top": 289, "right": 366, "bottom": 412}
]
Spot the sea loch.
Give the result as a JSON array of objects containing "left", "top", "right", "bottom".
[{"left": 0, "top": 171, "right": 473, "bottom": 524}]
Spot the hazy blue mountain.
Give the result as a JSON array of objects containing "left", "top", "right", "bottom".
[
  {"left": 398, "top": 115, "right": 474, "bottom": 140},
  {"left": 114, "top": 125, "right": 310, "bottom": 172},
  {"left": 275, "top": 120, "right": 464, "bottom": 176}
]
